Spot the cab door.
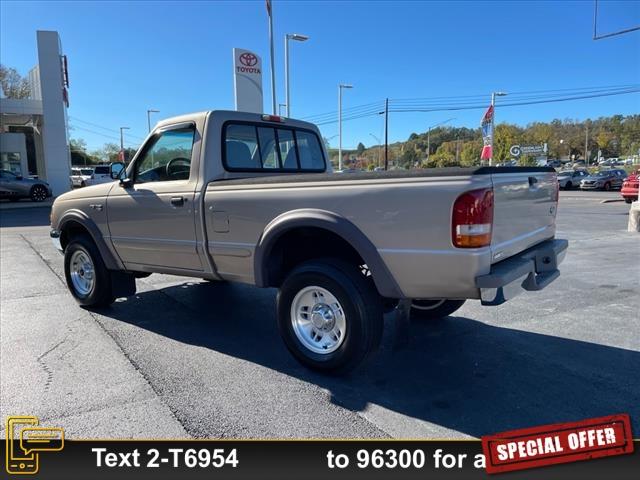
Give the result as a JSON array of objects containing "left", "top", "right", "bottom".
[{"left": 107, "top": 124, "right": 203, "bottom": 271}]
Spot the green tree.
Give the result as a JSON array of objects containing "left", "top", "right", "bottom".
[
  {"left": 0, "top": 64, "right": 30, "bottom": 99},
  {"left": 356, "top": 142, "right": 366, "bottom": 156}
]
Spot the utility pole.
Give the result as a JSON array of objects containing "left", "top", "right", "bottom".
[
  {"left": 384, "top": 98, "right": 389, "bottom": 170},
  {"left": 489, "top": 91, "right": 507, "bottom": 166},
  {"left": 584, "top": 125, "right": 589, "bottom": 167},
  {"left": 338, "top": 83, "right": 353, "bottom": 171}
]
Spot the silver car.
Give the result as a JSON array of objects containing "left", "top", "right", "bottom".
[
  {"left": 0, "top": 170, "right": 52, "bottom": 202},
  {"left": 557, "top": 170, "right": 588, "bottom": 189}
]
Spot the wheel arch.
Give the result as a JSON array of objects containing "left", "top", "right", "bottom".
[
  {"left": 254, "top": 209, "right": 403, "bottom": 298},
  {"left": 58, "top": 210, "right": 122, "bottom": 270}
]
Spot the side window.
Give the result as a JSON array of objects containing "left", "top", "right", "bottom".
[
  {"left": 135, "top": 127, "right": 195, "bottom": 183},
  {"left": 296, "top": 131, "right": 325, "bottom": 170},
  {"left": 225, "top": 124, "right": 261, "bottom": 169},
  {"left": 257, "top": 127, "right": 279, "bottom": 169},
  {"left": 277, "top": 129, "right": 298, "bottom": 169}
]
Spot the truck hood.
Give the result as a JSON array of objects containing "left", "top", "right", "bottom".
[{"left": 56, "top": 181, "right": 116, "bottom": 202}]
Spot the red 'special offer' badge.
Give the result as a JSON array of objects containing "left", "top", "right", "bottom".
[{"left": 481, "top": 414, "right": 633, "bottom": 474}]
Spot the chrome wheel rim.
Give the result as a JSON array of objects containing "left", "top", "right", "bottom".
[
  {"left": 412, "top": 299, "right": 446, "bottom": 310},
  {"left": 290, "top": 286, "right": 346, "bottom": 355},
  {"left": 70, "top": 250, "right": 95, "bottom": 297}
]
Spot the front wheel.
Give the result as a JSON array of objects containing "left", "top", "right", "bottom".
[
  {"left": 277, "top": 259, "right": 383, "bottom": 373},
  {"left": 410, "top": 299, "right": 465, "bottom": 320},
  {"left": 625, "top": 197, "right": 634, "bottom": 204},
  {"left": 564, "top": 181, "right": 572, "bottom": 189},
  {"left": 64, "top": 235, "right": 115, "bottom": 307},
  {"left": 604, "top": 182, "right": 611, "bottom": 191}
]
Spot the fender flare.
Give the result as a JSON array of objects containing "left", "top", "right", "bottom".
[
  {"left": 254, "top": 209, "right": 403, "bottom": 298},
  {"left": 57, "top": 209, "right": 122, "bottom": 270}
]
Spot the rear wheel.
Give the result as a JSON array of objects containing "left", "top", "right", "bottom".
[
  {"left": 30, "top": 185, "right": 48, "bottom": 202},
  {"left": 564, "top": 181, "right": 572, "bottom": 189},
  {"left": 625, "top": 197, "right": 634, "bottom": 204},
  {"left": 277, "top": 259, "right": 383, "bottom": 373},
  {"left": 410, "top": 299, "right": 465, "bottom": 320},
  {"left": 64, "top": 235, "right": 115, "bottom": 307}
]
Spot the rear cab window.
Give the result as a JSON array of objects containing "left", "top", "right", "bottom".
[{"left": 223, "top": 122, "right": 325, "bottom": 172}]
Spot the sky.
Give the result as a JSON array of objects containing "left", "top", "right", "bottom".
[{"left": 1, "top": 0, "right": 639, "bottom": 151}]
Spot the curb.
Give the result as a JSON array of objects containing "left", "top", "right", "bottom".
[{"left": 600, "top": 199, "right": 624, "bottom": 204}]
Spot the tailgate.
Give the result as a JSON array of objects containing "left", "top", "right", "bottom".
[{"left": 490, "top": 169, "right": 558, "bottom": 264}]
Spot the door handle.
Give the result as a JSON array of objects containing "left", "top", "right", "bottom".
[{"left": 170, "top": 196, "right": 185, "bottom": 207}]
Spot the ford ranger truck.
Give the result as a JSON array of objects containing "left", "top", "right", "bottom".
[{"left": 50, "top": 111, "right": 568, "bottom": 372}]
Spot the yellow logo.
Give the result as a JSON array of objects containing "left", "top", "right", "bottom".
[{"left": 5, "top": 416, "right": 64, "bottom": 475}]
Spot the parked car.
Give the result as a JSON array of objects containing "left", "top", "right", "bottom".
[
  {"left": 70, "top": 167, "right": 94, "bottom": 188},
  {"left": 557, "top": 170, "right": 588, "bottom": 189},
  {"left": 0, "top": 169, "right": 52, "bottom": 202},
  {"left": 621, "top": 172, "right": 639, "bottom": 204},
  {"left": 50, "top": 110, "right": 567, "bottom": 373},
  {"left": 580, "top": 170, "right": 626, "bottom": 191},
  {"left": 546, "top": 160, "right": 562, "bottom": 168},
  {"left": 91, "top": 165, "right": 115, "bottom": 184}
]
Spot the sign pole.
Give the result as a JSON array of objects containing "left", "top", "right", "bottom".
[
  {"left": 384, "top": 98, "right": 389, "bottom": 170},
  {"left": 267, "top": 1, "right": 276, "bottom": 114}
]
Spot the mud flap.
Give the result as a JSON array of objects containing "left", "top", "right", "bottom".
[
  {"left": 393, "top": 299, "right": 411, "bottom": 351},
  {"left": 110, "top": 271, "right": 137, "bottom": 298}
]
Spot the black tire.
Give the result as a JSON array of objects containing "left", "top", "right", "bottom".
[
  {"left": 277, "top": 259, "right": 383, "bottom": 373},
  {"left": 410, "top": 299, "right": 465, "bottom": 320},
  {"left": 30, "top": 185, "right": 48, "bottom": 202},
  {"left": 64, "top": 235, "right": 115, "bottom": 307},
  {"left": 625, "top": 197, "right": 633, "bottom": 204},
  {"left": 80, "top": 181, "right": 86, "bottom": 188},
  {"left": 565, "top": 181, "right": 572, "bottom": 189},
  {"left": 604, "top": 182, "right": 611, "bottom": 191}
]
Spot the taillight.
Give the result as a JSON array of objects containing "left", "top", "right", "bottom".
[
  {"left": 552, "top": 179, "right": 559, "bottom": 202},
  {"left": 452, "top": 188, "right": 494, "bottom": 248},
  {"left": 261, "top": 114, "right": 285, "bottom": 123}
]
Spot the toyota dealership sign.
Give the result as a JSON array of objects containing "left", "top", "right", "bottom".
[{"left": 233, "top": 48, "right": 263, "bottom": 113}]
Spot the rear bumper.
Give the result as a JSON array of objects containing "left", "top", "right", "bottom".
[{"left": 475, "top": 238, "right": 568, "bottom": 306}]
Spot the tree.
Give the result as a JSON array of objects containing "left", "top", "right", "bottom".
[
  {"left": 0, "top": 64, "right": 30, "bottom": 99},
  {"left": 356, "top": 142, "right": 366, "bottom": 156}
]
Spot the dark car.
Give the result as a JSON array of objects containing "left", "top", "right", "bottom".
[
  {"left": 0, "top": 170, "right": 53, "bottom": 202},
  {"left": 579, "top": 169, "right": 626, "bottom": 191}
]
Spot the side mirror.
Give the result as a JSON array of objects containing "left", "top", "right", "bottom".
[{"left": 110, "top": 162, "right": 125, "bottom": 179}]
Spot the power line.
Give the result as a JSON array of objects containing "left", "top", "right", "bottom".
[
  {"left": 69, "top": 125, "right": 140, "bottom": 148},
  {"left": 309, "top": 87, "right": 640, "bottom": 126},
  {"left": 69, "top": 116, "right": 147, "bottom": 141}
]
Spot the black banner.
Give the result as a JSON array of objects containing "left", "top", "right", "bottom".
[{"left": 2, "top": 440, "right": 638, "bottom": 479}]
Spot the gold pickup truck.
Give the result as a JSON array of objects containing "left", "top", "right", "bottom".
[{"left": 50, "top": 110, "right": 567, "bottom": 372}]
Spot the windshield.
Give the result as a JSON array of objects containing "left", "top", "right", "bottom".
[{"left": 81, "top": 169, "right": 93, "bottom": 175}]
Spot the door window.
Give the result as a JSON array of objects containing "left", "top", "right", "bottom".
[{"left": 134, "top": 127, "right": 195, "bottom": 183}]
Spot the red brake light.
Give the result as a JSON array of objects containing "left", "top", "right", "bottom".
[
  {"left": 452, "top": 188, "right": 494, "bottom": 248},
  {"left": 261, "top": 114, "right": 285, "bottom": 123}
]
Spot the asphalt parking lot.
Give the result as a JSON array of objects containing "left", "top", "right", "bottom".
[{"left": 1, "top": 190, "right": 638, "bottom": 439}]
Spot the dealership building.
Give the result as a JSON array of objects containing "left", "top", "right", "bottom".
[{"left": 0, "top": 30, "right": 71, "bottom": 196}]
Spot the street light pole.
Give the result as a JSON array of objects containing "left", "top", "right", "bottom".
[
  {"left": 489, "top": 91, "right": 507, "bottom": 166},
  {"left": 147, "top": 109, "right": 159, "bottom": 132},
  {"left": 284, "top": 33, "right": 308, "bottom": 117},
  {"left": 426, "top": 117, "right": 456, "bottom": 162},
  {"left": 119, "top": 126, "right": 130, "bottom": 163},
  {"left": 370, "top": 133, "right": 382, "bottom": 168},
  {"left": 338, "top": 83, "right": 353, "bottom": 171}
]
